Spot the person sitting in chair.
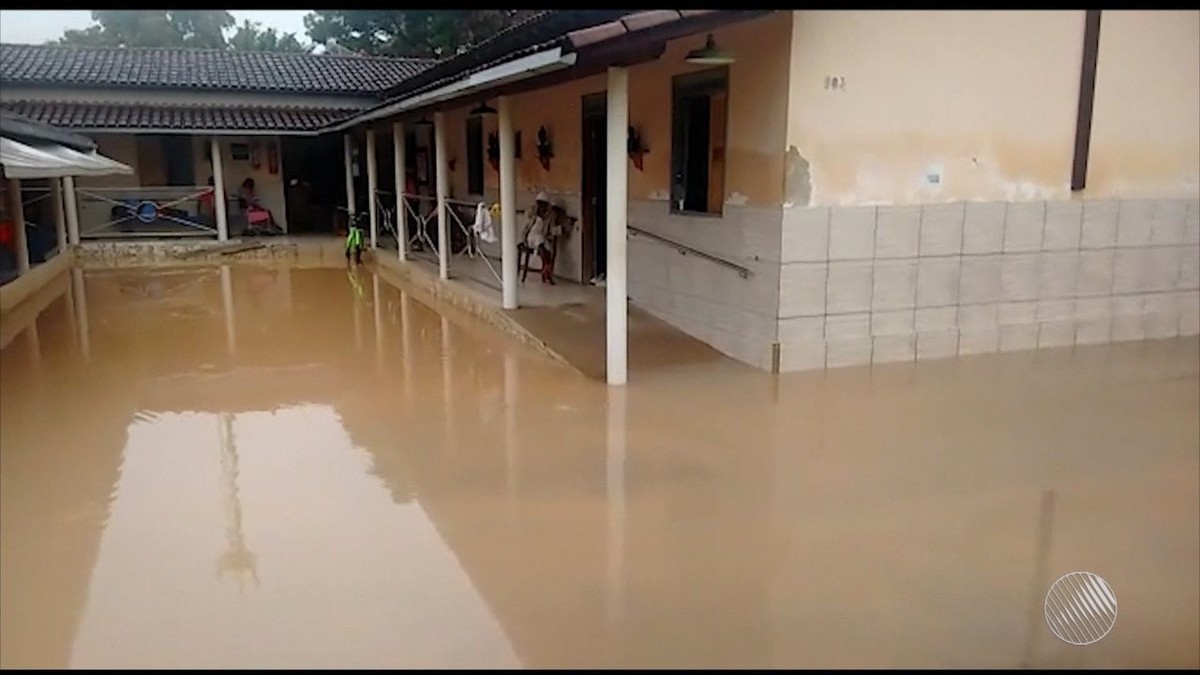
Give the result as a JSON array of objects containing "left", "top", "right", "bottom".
[
  {"left": 238, "top": 178, "right": 280, "bottom": 236},
  {"left": 519, "top": 192, "right": 556, "bottom": 284}
]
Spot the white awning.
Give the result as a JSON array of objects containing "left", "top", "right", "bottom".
[{"left": 0, "top": 136, "right": 133, "bottom": 179}]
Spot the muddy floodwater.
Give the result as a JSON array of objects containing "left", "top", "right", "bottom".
[{"left": 1, "top": 264, "right": 1197, "bottom": 669}]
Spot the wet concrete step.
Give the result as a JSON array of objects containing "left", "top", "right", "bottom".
[{"left": 174, "top": 241, "right": 266, "bottom": 259}]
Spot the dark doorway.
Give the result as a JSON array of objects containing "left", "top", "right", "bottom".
[
  {"left": 670, "top": 67, "right": 729, "bottom": 216},
  {"left": 280, "top": 135, "right": 344, "bottom": 234},
  {"left": 581, "top": 92, "right": 607, "bottom": 283}
]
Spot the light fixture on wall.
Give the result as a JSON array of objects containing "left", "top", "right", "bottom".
[
  {"left": 685, "top": 33, "right": 736, "bottom": 65},
  {"left": 487, "top": 131, "right": 500, "bottom": 172},
  {"left": 536, "top": 126, "right": 553, "bottom": 171},
  {"left": 469, "top": 100, "right": 497, "bottom": 117}
]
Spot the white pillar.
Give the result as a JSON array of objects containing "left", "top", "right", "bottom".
[
  {"left": 220, "top": 265, "right": 236, "bottom": 356},
  {"left": 393, "top": 121, "right": 407, "bottom": 262},
  {"left": 63, "top": 176, "right": 81, "bottom": 245},
  {"left": 343, "top": 133, "right": 357, "bottom": 224},
  {"left": 50, "top": 178, "right": 66, "bottom": 254},
  {"left": 211, "top": 139, "right": 229, "bottom": 241},
  {"left": 498, "top": 96, "right": 519, "bottom": 309},
  {"left": 71, "top": 267, "right": 90, "bottom": 360},
  {"left": 366, "top": 128, "right": 379, "bottom": 249},
  {"left": 606, "top": 67, "right": 629, "bottom": 386},
  {"left": 7, "top": 179, "right": 30, "bottom": 274},
  {"left": 433, "top": 111, "right": 450, "bottom": 280}
]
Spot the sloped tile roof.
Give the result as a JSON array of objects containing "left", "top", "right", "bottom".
[
  {"left": 0, "top": 43, "right": 436, "bottom": 96},
  {"left": 2, "top": 100, "right": 358, "bottom": 133},
  {"left": 0, "top": 108, "right": 96, "bottom": 151}
]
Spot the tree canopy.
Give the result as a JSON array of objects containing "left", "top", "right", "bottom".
[
  {"left": 49, "top": 10, "right": 535, "bottom": 57},
  {"left": 53, "top": 11, "right": 310, "bottom": 52},
  {"left": 303, "top": 10, "right": 537, "bottom": 58}
]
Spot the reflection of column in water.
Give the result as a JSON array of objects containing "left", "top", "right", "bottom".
[
  {"left": 441, "top": 316, "right": 455, "bottom": 453},
  {"left": 400, "top": 290, "right": 414, "bottom": 402},
  {"left": 279, "top": 266, "right": 293, "bottom": 311},
  {"left": 352, "top": 276, "right": 364, "bottom": 353},
  {"left": 1021, "top": 490, "right": 1056, "bottom": 668},
  {"left": 220, "top": 265, "right": 236, "bottom": 357},
  {"left": 71, "top": 267, "right": 91, "bottom": 360},
  {"left": 605, "top": 386, "right": 627, "bottom": 627},
  {"left": 372, "top": 274, "right": 385, "bottom": 374},
  {"left": 25, "top": 320, "right": 41, "bottom": 364},
  {"left": 504, "top": 352, "right": 518, "bottom": 500}
]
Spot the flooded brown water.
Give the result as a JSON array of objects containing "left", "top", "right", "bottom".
[{"left": 1, "top": 264, "right": 1198, "bottom": 669}]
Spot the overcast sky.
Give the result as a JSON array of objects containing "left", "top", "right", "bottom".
[{"left": 0, "top": 10, "right": 313, "bottom": 46}]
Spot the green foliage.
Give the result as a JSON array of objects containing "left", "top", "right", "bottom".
[
  {"left": 303, "top": 10, "right": 537, "bottom": 58},
  {"left": 53, "top": 11, "right": 310, "bottom": 53}
]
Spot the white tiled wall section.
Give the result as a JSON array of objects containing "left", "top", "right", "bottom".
[
  {"left": 777, "top": 198, "right": 1200, "bottom": 372},
  {"left": 627, "top": 200, "right": 783, "bottom": 370}
]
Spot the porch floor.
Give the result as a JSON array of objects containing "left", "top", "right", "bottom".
[{"left": 382, "top": 249, "right": 729, "bottom": 379}]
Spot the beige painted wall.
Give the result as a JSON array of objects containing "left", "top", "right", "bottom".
[
  {"left": 203, "top": 136, "right": 289, "bottom": 232},
  {"left": 424, "top": 11, "right": 794, "bottom": 286},
  {"left": 456, "top": 12, "right": 793, "bottom": 209},
  {"left": 1086, "top": 10, "right": 1200, "bottom": 199},
  {"left": 786, "top": 10, "right": 1087, "bottom": 206},
  {"left": 75, "top": 134, "right": 288, "bottom": 232},
  {"left": 784, "top": 10, "right": 1200, "bottom": 206}
]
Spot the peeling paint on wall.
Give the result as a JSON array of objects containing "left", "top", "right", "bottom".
[
  {"left": 783, "top": 146, "right": 812, "bottom": 207},
  {"left": 726, "top": 192, "right": 749, "bottom": 206}
]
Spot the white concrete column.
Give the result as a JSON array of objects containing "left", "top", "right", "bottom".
[
  {"left": 63, "top": 176, "right": 81, "bottom": 245},
  {"left": 606, "top": 67, "right": 629, "bottom": 386},
  {"left": 366, "top": 128, "right": 379, "bottom": 249},
  {"left": 71, "top": 267, "right": 90, "bottom": 360},
  {"left": 50, "top": 178, "right": 66, "bottom": 254},
  {"left": 7, "top": 179, "right": 30, "bottom": 274},
  {"left": 220, "top": 265, "right": 236, "bottom": 356},
  {"left": 343, "top": 133, "right": 357, "bottom": 223},
  {"left": 210, "top": 139, "right": 229, "bottom": 242},
  {"left": 393, "top": 121, "right": 407, "bottom": 262},
  {"left": 498, "top": 96, "right": 519, "bottom": 309},
  {"left": 433, "top": 111, "right": 450, "bottom": 280}
]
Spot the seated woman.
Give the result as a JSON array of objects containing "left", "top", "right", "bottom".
[
  {"left": 519, "top": 192, "right": 554, "bottom": 284},
  {"left": 238, "top": 178, "right": 281, "bottom": 235}
]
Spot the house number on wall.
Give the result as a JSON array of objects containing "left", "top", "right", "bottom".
[{"left": 824, "top": 76, "right": 846, "bottom": 90}]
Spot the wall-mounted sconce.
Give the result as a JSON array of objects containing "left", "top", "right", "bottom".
[
  {"left": 469, "top": 100, "right": 497, "bottom": 117},
  {"left": 514, "top": 131, "right": 522, "bottom": 159},
  {"left": 487, "top": 131, "right": 500, "bottom": 171},
  {"left": 627, "top": 125, "right": 648, "bottom": 171},
  {"left": 448, "top": 157, "right": 457, "bottom": 172},
  {"left": 536, "top": 126, "right": 553, "bottom": 171}
]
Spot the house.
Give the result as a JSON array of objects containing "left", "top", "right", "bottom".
[{"left": 2, "top": 9, "right": 1197, "bottom": 383}]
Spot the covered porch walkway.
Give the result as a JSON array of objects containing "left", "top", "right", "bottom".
[{"left": 372, "top": 250, "right": 726, "bottom": 380}]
